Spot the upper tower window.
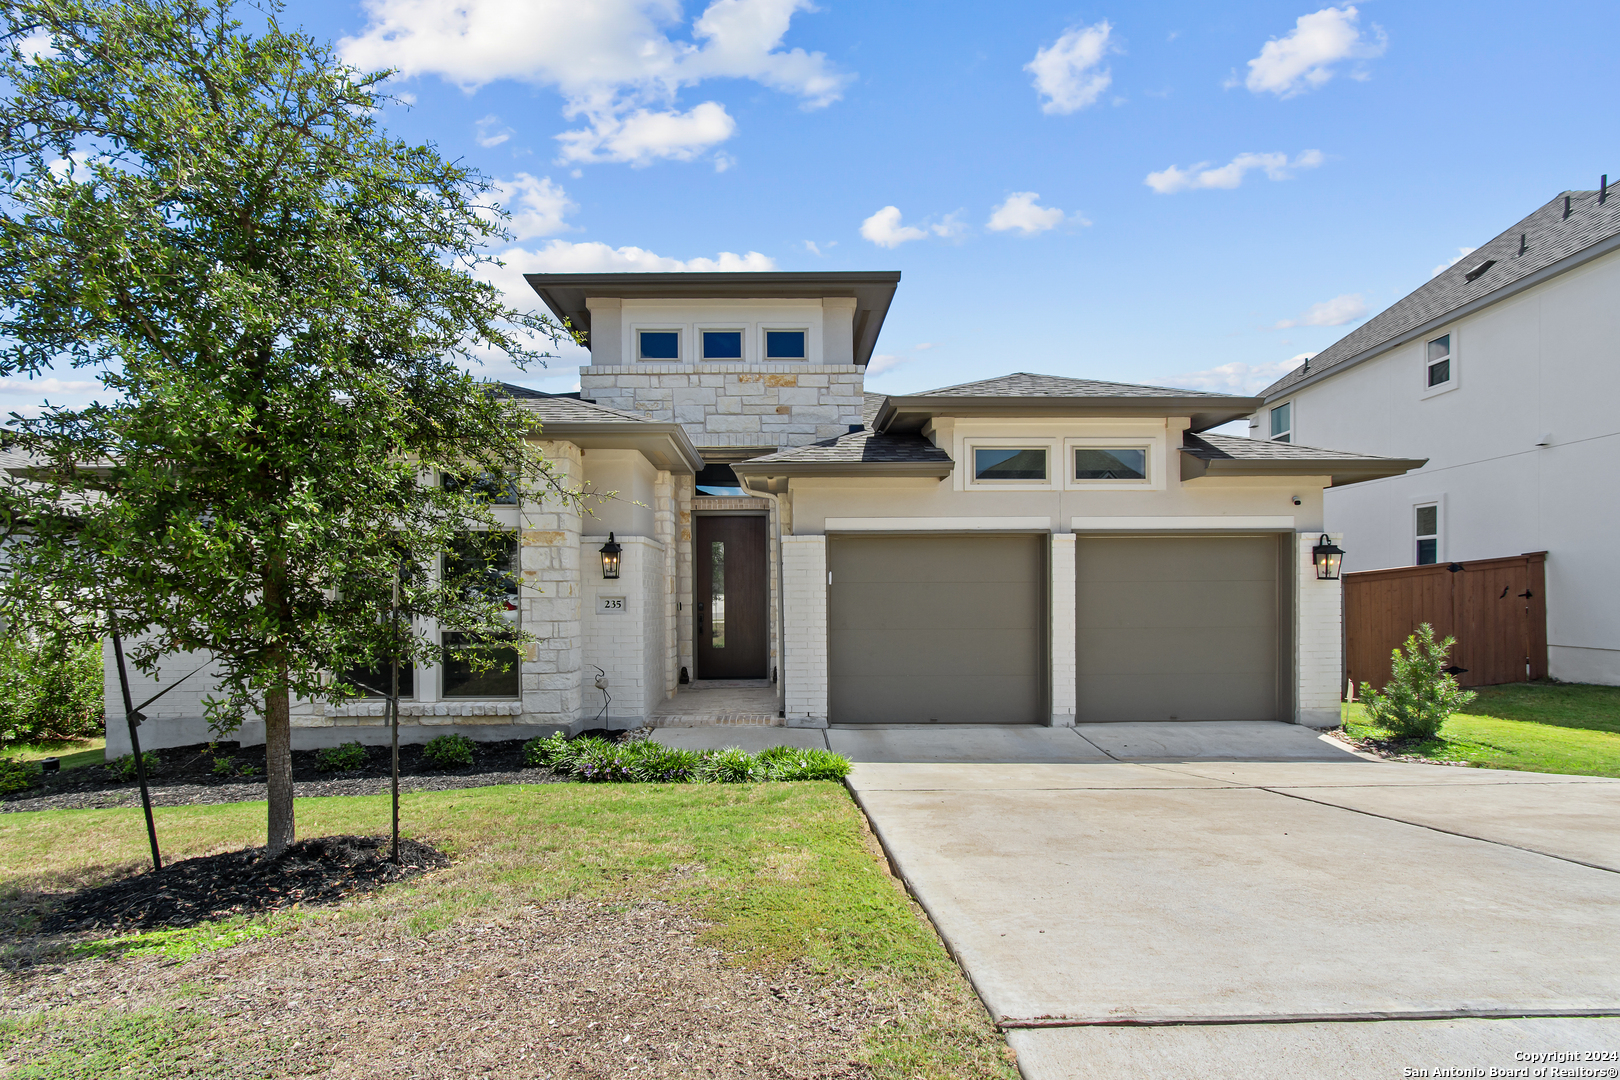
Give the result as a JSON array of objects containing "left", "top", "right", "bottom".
[
  {"left": 638, "top": 330, "right": 680, "bottom": 360},
  {"left": 765, "top": 330, "right": 807, "bottom": 360},
  {"left": 701, "top": 330, "right": 744, "bottom": 360}
]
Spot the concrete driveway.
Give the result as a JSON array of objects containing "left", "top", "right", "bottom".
[{"left": 841, "top": 723, "right": 1620, "bottom": 1079}]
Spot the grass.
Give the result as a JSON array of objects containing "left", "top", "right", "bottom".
[
  {"left": 1343, "top": 680, "right": 1620, "bottom": 777},
  {"left": 3, "top": 737, "right": 104, "bottom": 771},
  {"left": 0, "top": 1006, "right": 276, "bottom": 1080},
  {"left": 0, "top": 783, "right": 1016, "bottom": 1079}
]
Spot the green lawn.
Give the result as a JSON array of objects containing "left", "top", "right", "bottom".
[
  {"left": 0, "top": 782, "right": 1016, "bottom": 1079},
  {"left": 4, "top": 737, "right": 105, "bottom": 771},
  {"left": 1343, "top": 681, "right": 1620, "bottom": 777}
]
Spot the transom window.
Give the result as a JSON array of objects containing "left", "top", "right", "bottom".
[
  {"left": 701, "top": 330, "right": 744, "bottom": 360},
  {"left": 973, "top": 447, "right": 1047, "bottom": 481},
  {"left": 1426, "top": 334, "right": 1452, "bottom": 387},
  {"left": 637, "top": 330, "right": 680, "bottom": 361},
  {"left": 1415, "top": 503, "right": 1440, "bottom": 565},
  {"left": 764, "top": 330, "right": 806, "bottom": 359},
  {"left": 1270, "top": 402, "right": 1292, "bottom": 443},
  {"left": 1074, "top": 447, "right": 1147, "bottom": 481}
]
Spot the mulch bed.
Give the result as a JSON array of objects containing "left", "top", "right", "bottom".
[
  {"left": 1325, "top": 728, "right": 1474, "bottom": 767},
  {"left": 0, "top": 735, "right": 608, "bottom": 812},
  {"left": 39, "top": 834, "right": 449, "bottom": 935}
]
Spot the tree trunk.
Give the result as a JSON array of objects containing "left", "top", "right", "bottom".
[{"left": 263, "top": 662, "right": 295, "bottom": 854}]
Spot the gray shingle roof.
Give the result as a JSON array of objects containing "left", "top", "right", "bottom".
[
  {"left": 1180, "top": 432, "right": 1425, "bottom": 486},
  {"left": 497, "top": 384, "right": 656, "bottom": 424},
  {"left": 861, "top": 392, "right": 885, "bottom": 427},
  {"left": 1182, "top": 432, "right": 1406, "bottom": 462},
  {"left": 1262, "top": 188, "right": 1620, "bottom": 398},
  {"left": 738, "top": 429, "right": 952, "bottom": 467},
  {"left": 919, "top": 372, "right": 1236, "bottom": 399}
]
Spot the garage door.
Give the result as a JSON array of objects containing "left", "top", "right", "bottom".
[
  {"left": 829, "top": 534, "right": 1045, "bottom": 724},
  {"left": 1076, "top": 535, "right": 1285, "bottom": 722}
]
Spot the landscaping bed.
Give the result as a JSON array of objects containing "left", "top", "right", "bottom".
[{"left": 0, "top": 784, "right": 1017, "bottom": 1079}]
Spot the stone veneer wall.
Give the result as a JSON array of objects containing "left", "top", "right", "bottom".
[
  {"left": 580, "top": 364, "right": 866, "bottom": 449},
  {"left": 520, "top": 441, "right": 585, "bottom": 725}
]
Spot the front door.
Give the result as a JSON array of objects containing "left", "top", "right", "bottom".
[{"left": 695, "top": 515, "right": 768, "bottom": 679}]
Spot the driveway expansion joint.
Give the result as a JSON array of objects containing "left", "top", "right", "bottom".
[{"left": 996, "top": 1008, "right": 1620, "bottom": 1030}]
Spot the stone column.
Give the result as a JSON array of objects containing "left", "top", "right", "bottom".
[
  {"left": 653, "top": 469, "right": 677, "bottom": 701},
  {"left": 520, "top": 440, "right": 584, "bottom": 728},
  {"left": 676, "top": 472, "right": 695, "bottom": 683},
  {"left": 782, "top": 535, "right": 828, "bottom": 727}
]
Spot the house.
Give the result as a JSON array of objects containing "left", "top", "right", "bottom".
[
  {"left": 108, "top": 271, "right": 1421, "bottom": 753},
  {"left": 1249, "top": 184, "right": 1620, "bottom": 686}
]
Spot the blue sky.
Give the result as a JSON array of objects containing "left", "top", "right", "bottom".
[{"left": 9, "top": 0, "right": 1618, "bottom": 418}]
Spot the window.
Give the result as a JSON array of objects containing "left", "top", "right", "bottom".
[
  {"left": 1074, "top": 447, "right": 1147, "bottom": 481},
  {"left": 1270, "top": 402, "right": 1292, "bottom": 443},
  {"left": 1415, "top": 503, "right": 1439, "bottom": 565},
  {"left": 638, "top": 330, "right": 680, "bottom": 361},
  {"left": 441, "top": 471, "right": 518, "bottom": 505},
  {"left": 764, "top": 330, "right": 806, "bottom": 359},
  {"left": 974, "top": 447, "right": 1047, "bottom": 481},
  {"left": 440, "top": 531, "right": 520, "bottom": 698},
  {"left": 701, "top": 330, "right": 743, "bottom": 360},
  {"left": 343, "top": 659, "right": 414, "bottom": 699},
  {"left": 1426, "top": 334, "right": 1452, "bottom": 388}
]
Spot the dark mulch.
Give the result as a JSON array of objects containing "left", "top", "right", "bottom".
[{"left": 39, "top": 834, "right": 449, "bottom": 934}]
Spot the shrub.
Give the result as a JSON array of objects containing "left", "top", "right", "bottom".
[
  {"left": 544, "top": 734, "right": 613, "bottom": 777},
  {"left": 421, "top": 734, "right": 475, "bottom": 769},
  {"left": 112, "top": 751, "right": 160, "bottom": 781},
  {"left": 0, "top": 757, "right": 38, "bottom": 794},
  {"left": 1359, "top": 623, "right": 1477, "bottom": 741},
  {"left": 522, "top": 732, "right": 569, "bottom": 769},
  {"left": 571, "top": 740, "right": 638, "bottom": 783},
  {"left": 758, "top": 745, "right": 852, "bottom": 781},
  {"left": 316, "top": 741, "right": 368, "bottom": 773},
  {"left": 628, "top": 743, "right": 704, "bottom": 783},
  {"left": 697, "top": 746, "right": 764, "bottom": 784},
  {"left": 0, "top": 629, "right": 104, "bottom": 750}
]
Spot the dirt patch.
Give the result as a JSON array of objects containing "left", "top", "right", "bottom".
[
  {"left": 5, "top": 899, "right": 883, "bottom": 1079},
  {"left": 39, "top": 835, "right": 448, "bottom": 934}
]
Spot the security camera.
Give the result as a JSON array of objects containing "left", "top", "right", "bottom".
[{"left": 1291, "top": 496, "right": 1302, "bottom": 506}]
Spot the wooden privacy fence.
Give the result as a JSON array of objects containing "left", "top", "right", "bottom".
[{"left": 1344, "top": 552, "right": 1547, "bottom": 694}]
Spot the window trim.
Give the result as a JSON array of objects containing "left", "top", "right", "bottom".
[
  {"left": 965, "top": 439, "right": 1055, "bottom": 488},
  {"left": 698, "top": 326, "right": 748, "bottom": 362},
  {"left": 634, "top": 327, "right": 683, "bottom": 363},
  {"left": 1413, "top": 497, "right": 1443, "bottom": 566},
  {"left": 1269, "top": 401, "right": 1293, "bottom": 443},
  {"left": 1063, "top": 437, "right": 1161, "bottom": 491},
  {"left": 760, "top": 326, "right": 810, "bottom": 361},
  {"left": 1421, "top": 330, "right": 1460, "bottom": 399}
]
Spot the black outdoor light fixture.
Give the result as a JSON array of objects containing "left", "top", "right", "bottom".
[
  {"left": 599, "top": 532, "right": 622, "bottom": 579},
  {"left": 1312, "top": 534, "right": 1345, "bottom": 580}
]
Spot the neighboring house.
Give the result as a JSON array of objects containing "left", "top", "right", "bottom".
[
  {"left": 1250, "top": 185, "right": 1620, "bottom": 685},
  {"left": 109, "top": 271, "right": 1420, "bottom": 752}
]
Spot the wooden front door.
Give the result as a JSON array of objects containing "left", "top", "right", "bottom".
[{"left": 695, "top": 515, "right": 768, "bottom": 679}]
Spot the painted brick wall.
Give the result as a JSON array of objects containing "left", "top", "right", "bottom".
[
  {"left": 580, "top": 534, "right": 665, "bottom": 724},
  {"left": 781, "top": 535, "right": 828, "bottom": 726},
  {"left": 1049, "top": 534, "right": 1077, "bottom": 725},
  {"left": 1296, "top": 531, "right": 1345, "bottom": 728},
  {"left": 580, "top": 364, "right": 865, "bottom": 450},
  {"left": 103, "top": 642, "right": 224, "bottom": 756}
]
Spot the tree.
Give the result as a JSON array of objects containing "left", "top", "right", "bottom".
[
  {"left": 1358, "top": 623, "right": 1477, "bottom": 741},
  {"left": 0, "top": 0, "right": 574, "bottom": 852}
]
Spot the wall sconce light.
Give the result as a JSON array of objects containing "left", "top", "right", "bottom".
[
  {"left": 1312, "top": 534, "right": 1345, "bottom": 580},
  {"left": 599, "top": 533, "right": 622, "bottom": 579}
]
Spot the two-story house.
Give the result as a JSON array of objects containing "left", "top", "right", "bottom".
[
  {"left": 110, "top": 270, "right": 1421, "bottom": 754},
  {"left": 1249, "top": 185, "right": 1620, "bottom": 686}
]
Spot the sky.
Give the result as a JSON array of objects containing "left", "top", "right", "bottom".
[{"left": 8, "top": 0, "right": 1618, "bottom": 423}]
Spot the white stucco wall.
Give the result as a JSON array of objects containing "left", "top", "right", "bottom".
[
  {"left": 1260, "top": 247, "right": 1620, "bottom": 683},
  {"left": 582, "top": 448, "right": 658, "bottom": 538}
]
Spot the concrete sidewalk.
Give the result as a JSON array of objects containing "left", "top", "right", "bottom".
[{"left": 842, "top": 726, "right": 1620, "bottom": 1079}]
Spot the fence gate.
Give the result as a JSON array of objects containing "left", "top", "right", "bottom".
[{"left": 1344, "top": 552, "right": 1547, "bottom": 693}]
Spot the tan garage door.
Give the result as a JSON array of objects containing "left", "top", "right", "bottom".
[
  {"left": 829, "top": 534, "right": 1046, "bottom": 724},
  {"left": 1076, "top": 535, "right": 1287, "bottom": 722}
]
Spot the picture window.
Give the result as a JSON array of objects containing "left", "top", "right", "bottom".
[
  {"left": 637, "top": 330, "right": 680, "bottom": 361},
  {"left": 764, "top": 330, "right": 807, "bottom": 359},
  {"left": 701, "top": 330, "right": 744, "bottom": 360},
  {"left": 973, "top": 447, "right": 1047, "bottom": 482},
  {"left": 1074, "top": 447, "right": 1147, "bottom": 481},
  {"left": 1270, "top": 402, "right": 1292, "bottom": 443}
]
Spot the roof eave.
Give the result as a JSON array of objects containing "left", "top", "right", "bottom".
[
  {"left": 1260, "top": 230, "right": 1620, "bottom": 402},
  {"left": 732, "top": 459, "right": 953, "bottom": 492},
  {"left": 1179, "top": 453, "right": 1427, "bottom": 486},
  {"left": 526, "top": 420, "right": 704, "bottom": 474},
  {"left": 875, "top": 396, "right": 1261, "bottom": 433}
]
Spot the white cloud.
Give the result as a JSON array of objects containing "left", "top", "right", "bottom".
[
  {"left": 1431, "top": 247, "right": 1477, "bottom": 277},
  {"left": 913, "top": 342, "right": 937, "bottom": 351},
  {"left": 0, "top": 376, "right": 99, "bottom": 395},
  {"left": 496, "top": 241, "right": 776, "bottom": 276},
  {"left": 859, "top": 206, "right": 964, "bottom": 249},
  {"left": 1273, "top": 293, "right": 1367, "bottom": 328},
  {"left": 475, "top": 114, "right": 514, "bottom": 147},
  {"left": 488, "top": 174, "right": 575, "bottom": 240},
  {"left": 1242, "top": 6, "right": 1386, "bottom": 97},
  {"left": 555, "top": 102, "right": 736, "bottom": 166},
  {"left": 340, "top": 0, "right": 849, "bottom": 166},
  {"left": 803, "top": 240, "right": 822, "bottom": 255},
  {"left": 15, "top": 29, "right": 57, "bottom": 62},
  {"left": 1026, "top": 21, "right": 1113, "bottom": 114},
  {"left": 1145, "top": 150, "right": 1323, "bottom": 193},
  {"left": 712, "top": 151, "right": 737, "bottom": 172},
  {"left": 986, "top": 192, "right": 1075, "bottom": 235},
  {"left": 865, "top": 354, "right": 910, "bottom": 376},
  {"left": 1167, "top": 357, "right": 1311, "bottom": 395}
]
